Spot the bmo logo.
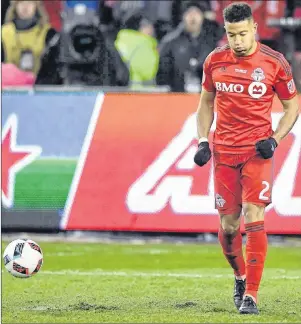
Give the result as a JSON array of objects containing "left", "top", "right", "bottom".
[
  {"left": 215, "top": 81, "right": 267, "bottom": 99},
  {"left": 215, "top": 82, "right": 244, "bottom": 93},
  {"left": 248, "top": 81, "right": 267, "bottom": 98}
]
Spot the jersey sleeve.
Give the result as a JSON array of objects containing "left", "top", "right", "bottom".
[
  {"left": 274, "top": 54, "right": 297, "bottom": 100},
  {"left": 202, "top": 52, "right": 215, "bottom": 92}
]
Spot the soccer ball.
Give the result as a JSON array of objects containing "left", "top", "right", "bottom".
[{"left": 3, "top": 239, "right": 43, "bottom": 278}]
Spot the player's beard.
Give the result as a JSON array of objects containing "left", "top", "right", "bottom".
[
  {"left": 234, "top": 44, "right": 253, "bottom": 57},
  {"left": 234, "top": 49, "right": 247, "bottom": 56}
]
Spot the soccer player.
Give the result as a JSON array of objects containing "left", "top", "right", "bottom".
[{"left": 194, "top": 2, "right": 300, "bottom": 315}]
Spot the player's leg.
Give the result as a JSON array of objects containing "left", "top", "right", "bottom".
[
  {"left": 218, "top": 211, "right": 245, "bottom": 279},
  {"left": 218, "top": 210, "right": 246, "bottom": 310},
  {"left": 239, "top": 155, "right": 273, "bottom": 314},
  {"left": 239, "top": 203, "right": 266, "bottom": 314},
  {"left": 214, "top": 158, "right": 246, "bottom": 309}
]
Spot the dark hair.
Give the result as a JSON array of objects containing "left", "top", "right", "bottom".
[
  {"left": 182, "top": 1, "right": 207, "bottom": 14},
  {"left": 223, "top": 3, "right": 252, "bottom": 23},
  {"left": 123, "top": 11, "right": 152, "bottom": 31}
]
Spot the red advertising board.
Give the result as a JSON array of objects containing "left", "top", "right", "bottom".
[{"left": 61, "top": 94, "right": 301, "bottom": 234}]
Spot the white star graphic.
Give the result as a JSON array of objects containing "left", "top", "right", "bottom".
[{"left": 2, "top": 114, "right": 42, "bottom": 208}]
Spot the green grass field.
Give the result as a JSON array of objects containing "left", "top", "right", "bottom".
[{"left": 2, "top": 241, "right": 301, "bottom": 323}]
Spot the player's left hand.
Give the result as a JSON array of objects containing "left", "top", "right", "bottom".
[
  {"left": 255, "top": 137, "right": 278, "bottom": 159},
  {"left": 194, "top": 142, "right": 212, "bottom": 166}
]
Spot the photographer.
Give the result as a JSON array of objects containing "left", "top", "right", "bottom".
[
  {"left": 36, "top": 4, "right": 129, "bottom": 86},
  {"left": 2, "top": 0, "right": 57, "bottom": 75},
  {"left": 156, "top": 1, "right": 223, "bottom": 92}
]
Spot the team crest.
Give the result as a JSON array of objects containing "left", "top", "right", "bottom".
[
  {"left": 215, "top": 194, "right": 226, "bottom": 208},
  {"left": 248, "top": 68, "right": 267, "bottom": 99},
  {"left": 251, "top": 68, "right": 265, "bottom": 82}
]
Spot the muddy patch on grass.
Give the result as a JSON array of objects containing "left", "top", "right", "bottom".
[
  {"left": 175, "top": 301, "right": 197, "bottom": 309},
  {"left": 70, "top": 302, "right": 119, "bottom": 312}
]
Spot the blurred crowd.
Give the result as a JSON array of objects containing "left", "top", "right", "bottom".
[{"left": 2, "top": 0, "right": 301, "bottom": 91}]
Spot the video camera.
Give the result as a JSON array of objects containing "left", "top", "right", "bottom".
[{"left": 60, "top": 4, "right": 100, "bottom": 65}]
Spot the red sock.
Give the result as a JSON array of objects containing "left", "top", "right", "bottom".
[
  {"left": 218, "top": 226, "right": 246, "bottom": 277},
  {"left": 245, "top": 221, "right": 268, "bottom": 303}
]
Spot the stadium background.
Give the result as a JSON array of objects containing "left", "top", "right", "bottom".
[
  {"left": 2, "top": 92, "right": 301, "bottom": 234},
  {"left": 2, "top": 0, "right": 301, "bottom": 234}
]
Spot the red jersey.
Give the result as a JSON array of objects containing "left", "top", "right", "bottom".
[{"left": 202, "top": 42, "right": 297, "bottom": 153}]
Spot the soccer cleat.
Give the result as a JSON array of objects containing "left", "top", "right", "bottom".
[
  {"left": 233, "top": 278, "right": 246, "bottom": 310},
  {"left": 239, "top": 296, "right": 259, "bottom": 314}
]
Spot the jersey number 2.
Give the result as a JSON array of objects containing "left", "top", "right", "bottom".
[{"left": 259, "top": 181, "right": 270, "bottom": 201}]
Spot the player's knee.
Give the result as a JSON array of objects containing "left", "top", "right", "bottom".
[
  {"left": 221, "top": 223, "right": 239, "bottom": 235},
  {"left": 243, "top": 203, "right": 265, "bottom": 223},
  {"left": 220, "top": 214, "right": 241, "bottom": 235}
]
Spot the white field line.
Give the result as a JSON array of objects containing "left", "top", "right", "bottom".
[
  {"left": 45, "top": 249, "right": 170, "bottom": 256},
  {"left": 46, "top": 252, "right": 85, "bottom": 257},
  {"left": 38, "top": 270, "right": 301, "bottom": 280}
]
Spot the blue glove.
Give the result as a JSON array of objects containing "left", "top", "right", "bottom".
[
  {"left": 255, "top": 137, "right": 278, "bottom": 159},
  {"left": 194, "top": 142, "right": 212, "bottom": 166}
]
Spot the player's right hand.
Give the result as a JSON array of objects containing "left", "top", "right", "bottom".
[
  {"left": 194, "top": 142, "right": 212, "bottom": 167},
  {"left": 255, "top": 137, "right": 278, "bottom": 159}
]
